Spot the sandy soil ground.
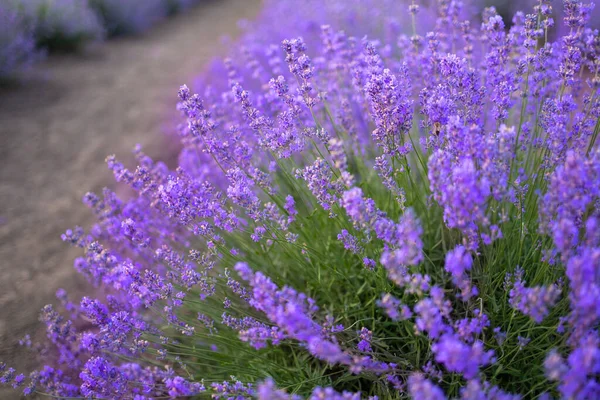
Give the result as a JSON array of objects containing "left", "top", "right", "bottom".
[{"left": 0, "top": 0, "right": 261, "bottom": 396}]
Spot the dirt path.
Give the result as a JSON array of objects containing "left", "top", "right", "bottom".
[{"left": 0, "top": 0, "right": 261, "bottom": 391}]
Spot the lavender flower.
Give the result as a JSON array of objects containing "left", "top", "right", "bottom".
[
  {"left": 357, "top": 327, "right": 373, "bottom": 352},
  {"left": 545, "top": 334, "right": 600, "bottom": 399},
  {"left": 235, "top": 262, "right": 350, "bottom": 365},
  {"left": 257, "top": 378, "right": 301, "bottom": 400},
  {"left": 408, "top": 373, "right": 446, "bottom": 400},
  {"left": 364, "top": 53, "right": 413, "bottom": 156},
  {"left": 338, "top": 229, "right": 363, "bottom": 254},
  {"left": 79, "top": 357, "right": 126, "bottom": 398},
  {"left": 445, "top": 245, "right": 478, "bottom": 301},
  {"left": 432, "top": 334, "right": 495, "bottom": 379},
  {"left": 297, "top": 159, "right": 344, "bottom": 216},
  {"left": 509, "top": 278, "right": 561, "bottom": 323},
  {"left": 429, "top": 154, "right": 491, "bottom": 249},
  {"left": 377, "top": 294, "right": 403, "bottom": 321}
]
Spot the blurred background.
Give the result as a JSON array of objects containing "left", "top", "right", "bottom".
[{"left": 0, "top": 0, "right": 261, "bottom": 395}]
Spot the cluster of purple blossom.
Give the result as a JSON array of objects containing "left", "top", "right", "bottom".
[{"left": 2, "top": 0, "right": 600, "bottom": 398}]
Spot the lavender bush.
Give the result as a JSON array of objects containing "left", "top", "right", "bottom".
[
  {"left": 88, "top": 0, "right": 168, "bottom": 36},
  {"left": 165, "top": 0, "right": 203, "bottom": 15},
  {"left": 0, "top": 0, "right": 203, "bottom": 77},
  {"left": 2, "top": 0, "right": 600, "bottom": 398},
  {"left": 87, "top": 0, "right": 205, "bottom": 36},
  {"left": 0, "top": 3, "right": 40, "bottom": 78},
  {"left": 26, "top": 0, "right": 104, "bottom": 51}
]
